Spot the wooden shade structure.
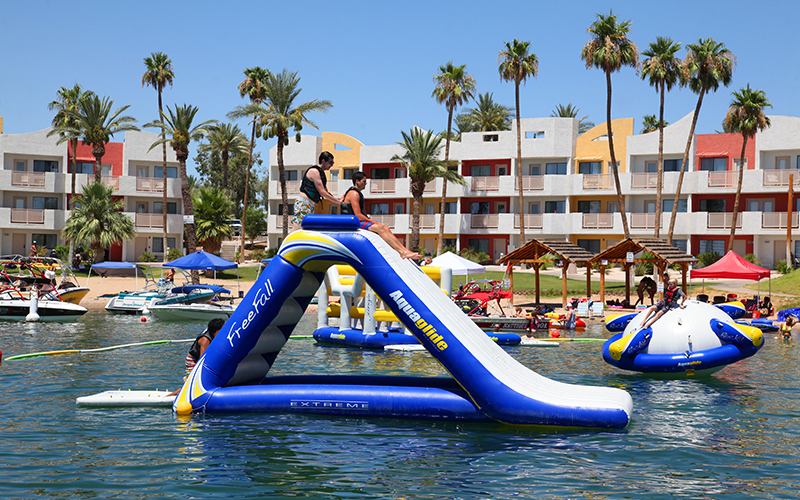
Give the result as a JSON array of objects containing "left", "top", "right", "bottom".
[
  {"left": 589, "top": 238, "right": 697, "bottom": 304},
  {"left": 498, "top": 239, "right": 596, "bottom": 307}
]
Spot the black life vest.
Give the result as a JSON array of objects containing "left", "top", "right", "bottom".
[
  {"left": 299, "top": 166, "right": 328, "bottom": 203},
  {"left": 340, "top": 187, "right": 364, "bottom": 215},
  {"left": 187, "top": 328, "right": 215, "bottom": 362}
]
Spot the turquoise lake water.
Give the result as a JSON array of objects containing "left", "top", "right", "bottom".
[{"left": 1, "top": 311, "right": 799, "bottom": 499}]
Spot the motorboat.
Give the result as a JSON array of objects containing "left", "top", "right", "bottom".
[
  {"left": 148, "top": 300, "right": 235, "bottom": 322},
  {"left": 0, "top": 294, "right": 87, "bottom": 321},
  {"left": 105, "top": 284, "right": 225, "bottom": 315},
  {"left": 0, "top": 255, "right": 90, "bottom": 304}
]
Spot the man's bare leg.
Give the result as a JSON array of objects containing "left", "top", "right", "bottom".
[{"left": 370, "top": 224, "right": 421, "bottom": 260}]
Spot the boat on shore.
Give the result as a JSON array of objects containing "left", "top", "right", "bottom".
[
  {"left": 0, "top": 255, "right": 90, "bottom": 304},
  {"left": 147, "top": 286, "right": 234, "bottom": 321}
]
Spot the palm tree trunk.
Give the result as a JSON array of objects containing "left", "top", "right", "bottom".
[
  {"left": 240, "top": 121, "right": 256, "bottom": 261},
  {"left": 728, "top": 136, "right": 748, "bottom": 251},
  {"left": 437, "top": 106, "right": 453, "bottom": 256},
  {"left": 605, "top": 71, "right": 629, "bottom": 238},
  {"left": 655, "top": 83, "right": 665, "bottom": 238},
  {"left": 69, "top": 139, "right": 78, "bottom": 263},
  {"left": 667, "top": 89, "right": 705, "bottom": 244},
  {"left": 94, "top": 155, "right": 102, "bottom": 184},
  {"left": 159, "top": 91, "right": 169, "bottom": 262},
  {"left": 515, "top": 81, "right": 526, "bottom": 247},
  {"left": 179, "top": 156, "right": 198, "bottom": 283},
  {"left": 278, "top": 134, "right": 289, "bottom": 239},
  {"left": 411, "top": 191, "right": 421, "bottom": 253}
]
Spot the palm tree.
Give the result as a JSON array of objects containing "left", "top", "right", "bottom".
[
  {"left": 723, "top": 85, "right": 771, "bottom": 251},
  {"left": 391, "top": 128, "right": 464, "bottom": 253},
  {"left": 228, "top": 67, "right": 270, "bottom": 259},
  {"left": 203, "top": 123, "right": 249, "bottom": 192},
  {"left": 499, "top": 39, "right": 539, "bottom": 247},
  {"left": 257, "top": 69, "right": 333, "bottom": 239},
  {"left": 581, "top": 11, "right": 639, "bottom": 238},
  {"left": 62, "top": 181, "right": 135, "bottom": 263},
  {"left": 193, "top": 185, "right": 234, "bottom": 256},
  {"left": 550, "top": 103, "right": 595, "bottom": 134},
  {"left": 46, "top": 84, "right": 95, "bottom": 261},
  {"left": 142, "top": 52, "right": 175, "bottom": 262},
  {"left": 51, "top": 95, "right": 139, "bottom": 183},
  {"left": 432, "top": 62, "right": 476, "bottom": 255},
  {"left": 464, "top": 92, "right": 514, "bottom": 132},
  {"left": 666, "top": 38, "right": 736, "bottom": 244},
  {"left": 640, "top": 115, "right": 662, "bottom": 133},
  {"left": 640, "top": 37, "right": 682, "bottom": 238},
  {"left": 145, "top": 104, "right": 216, "bottom": 280}
]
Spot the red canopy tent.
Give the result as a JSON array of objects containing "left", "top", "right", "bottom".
[{"left": 690, "top": 251, "right": 771, "bottom": 301}]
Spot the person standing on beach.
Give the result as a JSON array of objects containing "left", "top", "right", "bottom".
[
  {"left": 291, "top": 151, "right": 342, "bottom": 232},
  {"left": 341, "top": 171, "right": 421, "bottom": 260}
]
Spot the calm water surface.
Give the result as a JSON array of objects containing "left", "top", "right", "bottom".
[{"left": 1, "top": 311, "right": 799, "bottom": 499}]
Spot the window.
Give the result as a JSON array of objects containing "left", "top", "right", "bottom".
[
  {"left": 443, "top": 238, "right": 456, "bottom": 249},
  {"left": 394, "top": 167, "right": 407, "bottom": 178},
  {"left": 607, "top": 201, "right": 618, "bottom": 213},
  {"left": 286, "top": 170, "right": 299, "bottom": 181},
  {"left": 74, "top": 162, "right": 94, "bottom": 174},
  {"left": 137, "top": 202, "right": 148, "bottom": 214},
  {"left": 545, "top": 162, "right": 567, "bottom": 175},
  {"left": 483, "top": 134, "right": 498, "bottom": 142},
  {"left": 342, "top": 169, "right": 356, "bottom": 180},
  {"left": 15, "top": 160, "right": 26, "bottom": 171},
  {"left": 747, "top": 199, "right": 774, "bottom": 212},
  {"left": 277, "top": 204, "right": 295, "bottom": 215},
  {"left": 470, "top": 165, "right": 491, "bottom": 177},
  {"left": 662, "top": 199, "right": 688, "bottom": 213},
  {"left": 525, "top": 131, "right": 545, "bottom": 139},
  {"left": 394, "top": 203, "right": 406, "bottom": 214},
  {"left": 424, "top": 203, "right": 435, "bottom": 215},
  {"left": 469, "top": 202, "right": 490, "bottom": 215},
  {"left": 671, "top": 239, "right": 688, "bottom": 253},
  {"left": 663, "top": 159, "right": 682, "bottom": 172},
  {"left": 528, "top": 164, "right": 541, "bottom": 176},
  {"left": 528, "top": 202, "right": 540, "bottom": 214},
  {"left": 370, "top": 203, "right": 389, "bottom": 215},
  {"left": 468, "top": 238, "right": 490, "bottom": 253},
  {"left": 578, "top": 162, "right": 602, "bottom": 174},
  {"left": 153, "top": 202, "right": 178, "bottom": 214},
  {"left": 776, "top": 157, "right": 790, "bottom": 170},
  {"left": 33, "top": 160, "right": 59, "bottom": 173},
  {"left": 371, "top": 168, "right": 390, "bottom": 179},
  {"left": 102, "top": 165, "right": 112, "bottom": 177},
  {"left": 733, "top": 158, "right": 748, "bottom": 170},
  {"left": 645, "top": 161, "right": 657, "bottom": 173},
  {"left": 545, "top": 200, "right": 565, "bottom": 213},
  {"left": 154, "top": 166, "right": 178, "bottom": 179},
  {"left": 699, "top": 199, "right": 726, "bottom": 212},
  {"left": 577, "top": 239, "right": 601, "bottom": 254},
  {"left": 444, "top": 202, "right": 457, "bottom": 214},
  {"left": 577, "top": 200, "right": 601, "bottom": 213},
  {"left": 700, "top": 158, "right": 727, "bottom": 171},
  {"left": 330, "top": 170, "right": 339, "bottom": 182},
  {"left": 32, "top": 197, "right": 58, "bottom": 210},
  {"left": 137, "top": 166, "right": 148, "bottom": 178},
  {"left": 699, "top": 239, "right": 725, "bottom": 255},
  {"left": 495, "top": 202, "right": 507, "bottom": 214},
  {"left": 497, "top": 165, "right": 507, "bottom": 176},
  {"left": 32, "top": 234, "right": 58, "bottom": 250},
  {"left": 152, "top": 237, "right": 176, "bottom": 253}
]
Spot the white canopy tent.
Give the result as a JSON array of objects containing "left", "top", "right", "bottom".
[{"left": 430, "top": 251, "right": 486, "bottom": 275}]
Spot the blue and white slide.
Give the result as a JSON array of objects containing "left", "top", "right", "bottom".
[{"left": 173, "top": 216, "right": 632, "bottom": 429}]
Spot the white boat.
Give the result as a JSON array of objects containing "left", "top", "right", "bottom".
[
  {"left": 0, "top": 255, "right": 90, "bottom": 304},
  {"left": 104, "top": 279, "right": 226, "bottom": 315},
  {"left": 0, "top": 296, "right": 87, "bottom": 321},
  {"left": 148, "top": 301, "right": 235, "bottom": 322}
]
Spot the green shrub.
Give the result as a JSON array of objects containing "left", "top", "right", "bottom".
[
  {"left": 138, "top": 251, "right": 157, "bottom": 262},
  {"left": 697, "top": 251, "right": 721, "bottom": 268},
  {"left": 251, "top": 249, "right": 268, "bottom": 261},
  {"left": 775, "top": 259, "right": 793, "bottom": 274},
  {"left": 744, "top": 253, "right": 762, "bottom": 266},
  {"left": 167, "top": 248, "right": 184, "bottom": 261},
  {"left": 459, "top": 247, "right": 490, "bottom": 264},
  {"left": 54, "top": 244, "right": 69, "bottom": 261},
  {"left": 265, "top": 247, "right": 278, "bottom": 258}
]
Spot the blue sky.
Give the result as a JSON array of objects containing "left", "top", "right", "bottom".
[{"left": 2, "top": 0, "right": 797, "bottom": 177}]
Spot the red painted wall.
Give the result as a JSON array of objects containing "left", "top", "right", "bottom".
[
  {"left": 461, "top": 159, "right": 510, "bottom": 177},
  {"left": 68, "top": 141, "right": 124, "bottom": 175},
  {"left": 696, "top": 133, "right": 755, "bottom": 171}
]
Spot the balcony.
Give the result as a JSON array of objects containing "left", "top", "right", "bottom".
[
  {"left": 370, "top": 179, "right": 396, "bottom": 194},
  {"left": 514, "top": 214, "right": 543, "bottom": 229},
  {"left": 582, "top": 213, "right": 614, "bottom": 229},
  {"left": 707, "top": 212, "right": 742, "bottom": 229},
  {"left": 708, "top": 171, "right": 737, "bottom": 188},
  {"left": 583, "top": 174, "right": 614, "bottom": 190},
  {"left": 11, "top": 208, "right": 45, "bottom": 224},
  {"left": 762, "top": 212, "right": 800, "bottom": 229},
  {"left": 136, "top": 177, "right": 165, "bottom": 192},
  {"left": 12, "top": 171, "right": 45, "bottom": 188},
  {"left": 102, "top": 175, "right": 120, "bottom": 190},
  {"left": 471, "top": 177, "right": 499, "bottom": 192},
  {"left": 371, "top": 214, "right": 395, "bottom": 229},
  {"left": 515, "top": 176, "right": 544, "bottom": 191},
  {"left": 135, "top": 213, "right": 164, "bottom": 229},
  {"left": 630, "top": 212, "right": 661, "bottom": 230},
  {"left": 631, "top": 172, "right": 658, "bottom": 189},
  {"left": 471, "top": 214, "right": 499, "bottom": 229},
  {"left": 419, "top": 214, "right": 436, "bottom": 230},
  {"left": 762, "top": 169, "right": 800, "bottom": 188}
]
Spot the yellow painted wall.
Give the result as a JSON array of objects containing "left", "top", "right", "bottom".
[
  {"left": 320, "top": 131, "right": 364, "bottom": 213},
  {"left": 575, "top": 118, "right": 634, "bottom": 173}
]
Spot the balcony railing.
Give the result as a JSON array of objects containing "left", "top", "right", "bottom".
[
  {"left": 762, "top": 169, "right": 800, "bottom": 188},
  {"left": 515, "top": 176, "right": 544, "bottom": 191},
  {"left": 582, "top": 213, "right": 614, "bottom": 229},
  {"left": 761, "top": 212, "right": 800, "bottom": 229},
  {"left": 707, "top": 212, "right": 742, "bottom": 229},
  {"left": 135, "top": 213, "right": 164, "bottom": 228},
  {"left": 11, "top": 208, "right": 45, "bottom": 224},
  {"left": 708, "top": 171, "right": 737, "bottom": 188},
  {"left": 471, "top": 214, "right": 499, "bottom": 229},
  {"left": 423, "top": 181, "right": 436, "bottom": 193},
  {"left": 471, "top": 177, "right": 499, "bottom": 192},
  {"left": 371, "top": 214, "right": 395, "bottom": 229},
  {"left": 136, "top": 177, "right": 165, "bottom": 192},
  {"left": 514, "top": 214, "right": 543, "bottom": 229},
  {"left": 583, "top": 174, "right": 614, "bottom": 190},
  {"left": 631, "top": 172, "right": 658, "bottom": 189},
  {"left": 12, "top": 171, "right": 45, "bottom": 187},
  {"left": 370, "top": 179, "right": 396, "bottom": 194},
  {"left": 284, "top": 180, "right": 301, "bottom": 196},
  {"left": 102, "top": 175, "right": 120, "bottom": 190},
  {"left": 630, "top": 212, "right": 661, "bottom": 230},
  {"left": 418, "top": 214, "right": 436, "bottom": 229}
]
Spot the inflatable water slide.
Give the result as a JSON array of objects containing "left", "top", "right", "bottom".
[{"left": 173, "top": 216, "right": 633, "bottom": 428}]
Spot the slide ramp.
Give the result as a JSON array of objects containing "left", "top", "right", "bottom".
[{"left": 174, "top": 216, "right": 631, "bottom": 428}]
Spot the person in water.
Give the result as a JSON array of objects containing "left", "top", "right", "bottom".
[
  {"left": 341, "top": 171, "right": 421, "bottom": 260},
  {"left": 638, "top": 280, "right": 687, "bottom": 330},
  {"left": 779, "top": 315, "right": 795, "bottom": 341},
  {"left": 291, "top": 151, "right": 343, "bottom": 232},
  {"left": 167, "top": 318, "right": 226, "bottom": 397}
]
